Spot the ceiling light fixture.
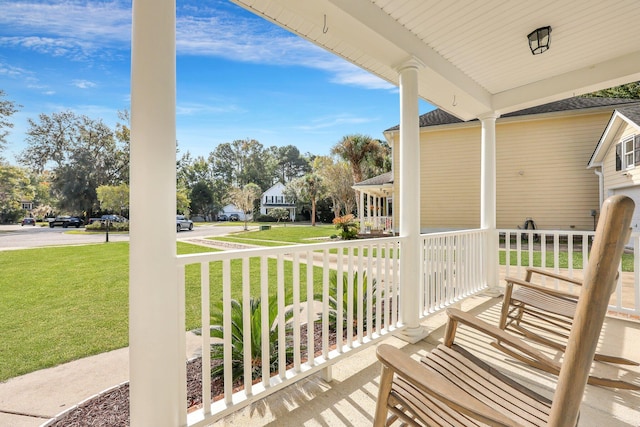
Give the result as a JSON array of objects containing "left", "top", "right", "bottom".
[{"left": 527, "top": 26, "right": 552, "bottom": 55}]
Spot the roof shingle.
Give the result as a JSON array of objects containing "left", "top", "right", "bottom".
[{"left": 385, "top": 97, "right": 640, "bottom": 131}]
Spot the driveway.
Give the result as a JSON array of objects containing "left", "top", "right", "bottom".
[{"left": 0, "top": 223, "right": 246, "bottom": 251}]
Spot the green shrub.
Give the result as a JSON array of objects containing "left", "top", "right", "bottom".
[
  {"left": 205, "top": 295, "right": 296, "bottom": 382},
  {"left": 85, "top": 221, "right": 129, "bottom": 232},
  {"left": 253, "top": 214, "right": 277, "bottom": 222},
  {"left": 318, "top": 271, "right": 378, "bottom": 332},
  {"left": 332, "top": 214, "right": 359, "bottom": 240}
]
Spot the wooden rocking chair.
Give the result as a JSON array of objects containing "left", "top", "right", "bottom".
[
  {"left": 374, "top": 195, "right": 634, "bottom": 427},
  {"left": 497, "top": 266, "right": 639, "bottom": 390}
]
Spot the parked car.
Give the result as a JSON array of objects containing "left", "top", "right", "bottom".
[
  {"left": 21, "top": 218, "right": 36, "bottom": 226},
  {"left": 228, "top": 213, "right": 240, "bottom": 221},
  {"left": 217, "top": 214, "right": 228, "bottom": 221},
  {"left": 100, "top": 214, "right": 128, "bottom": 223},
  {"left": 176, "top": 215, "right": 193, "bottom": 232},
  {"left": 49, "top": 216, "right": 83, "bottom": 228}
]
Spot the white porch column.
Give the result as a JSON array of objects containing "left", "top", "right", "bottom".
[
  {"left": 397, "top": 58, "right": 428, "bottom": 343},
  {"left": 359, "top": 190, "right": 365, "bottom": 230},
  {"left": 130, "top": 1, "right": 184, "bottom": 426},
  {"left": 480, "top": 113, "right": 502, "bottom": 297}
]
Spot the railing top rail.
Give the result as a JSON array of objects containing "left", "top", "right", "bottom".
[
  {"left": 176, "top": 234, "right": 406, "bottom": 265},
  {"left": 420, "top": 228, "right": 484, "bottom": 238},
  {"left": 498, "top": 228, "right": 597, "bottom": 235}
]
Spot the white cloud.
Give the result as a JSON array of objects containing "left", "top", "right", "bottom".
[
  {"left": 296, "top": 114, "right": 375, "bottom": 131},
  {"left": 0, "top": 0, "right": 394, "bottom": 91},
  {"left": 72, "top": 80, "right": 97, "bottom": 89}
]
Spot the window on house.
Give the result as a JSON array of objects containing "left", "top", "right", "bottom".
[{"left": 616, "top": 135, "right": 639, "bottom": 171}]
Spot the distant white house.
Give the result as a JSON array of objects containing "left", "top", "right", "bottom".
[
  {"left": 218, "top": 203, "right": 249, "bottom": 221},
  {"left": 259, "top": 182, "right": 296, "bottom": 220}
]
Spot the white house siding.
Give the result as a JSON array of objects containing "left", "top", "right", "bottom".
[
  {"left": 603, "top": 122, "right": 640, "bottom": 234},
  {"left": 390, "top": 110, "right": 611, "bottom": 231}
]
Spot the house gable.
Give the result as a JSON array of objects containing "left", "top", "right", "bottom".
[
  {"left": 259, "top": 182, "right": 296, "bottom": 218},
  {"left": 588, "top": 105, "right": 640, "bottom": 168}
]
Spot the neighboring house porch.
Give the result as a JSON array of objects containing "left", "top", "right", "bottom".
[{"left": 352, "top": 171, "right": 394, "bottom": 234}]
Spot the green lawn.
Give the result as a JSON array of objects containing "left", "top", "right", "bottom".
[
  {"left": 212, "top": 223, "right": 337, "bottom": 245},
  {"left": 0, "top": 240, "right": 324, "bottom": 381},
  {"left": 500, "top": 250, "right": 634, "bottom": 272}
]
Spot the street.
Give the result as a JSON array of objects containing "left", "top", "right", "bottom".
[{"left": 0, "top": 223, "right": 245, "bottom": 251}]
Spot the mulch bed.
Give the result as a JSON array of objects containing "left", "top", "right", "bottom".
[{"left": 46, "top": 323, "right": 342, "bottom": 426}]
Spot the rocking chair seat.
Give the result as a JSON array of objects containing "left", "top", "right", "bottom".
[
  {"left": 384, "top": 343, "right": 553, "bottom": 427},
  {"left": 510, "top": 286, "right": 577, "bottom": 319}
]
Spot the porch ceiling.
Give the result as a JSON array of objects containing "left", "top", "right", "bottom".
[{"left": 231, "top": 0, "right": 640, "bottom": 121}]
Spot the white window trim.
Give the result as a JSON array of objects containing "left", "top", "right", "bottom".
[{"left": 622, "top": 135, "right": 635, "bottom": 169}]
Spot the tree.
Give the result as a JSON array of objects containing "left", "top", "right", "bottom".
[
  {"left": 584, "top": 82, "right": 640, "bottom": 99},
  {"left": 0, "top": 90, "right": 20, "bottom": 159},
  {"left": 210, "top": 139, "right": 274, "bottom": 190},
  {"left": 291, "top": 173, "right": 326, "bottom": 226},
  {"left": 331, "top": 134, "right": 384, "bottom": 185},
  {"left": 313, "top": 156, "right": 356, "bottom": 218},
  {"left": 177, "top": 186, "right": 191, "bottom": 215},
  {"left": 96, "top": 184, "right": 129, "bottom": 215},
  {"left": 272, "top": 145, "right": 310, "bottom": 183},
  {"left": 0, "top": 164, "right": 35, "bottom": 223},
  {"left": 189, "top": 181, "right": 214, "bottom": 218},
  {"left": 227, "top": 183, "right": 262, "bottom": 230},
  {"left": 331, "top": 134, "right": 390, "bottom": 217},
  {"left": 17, "top": 111, "right": 129, "bottom": 216},
  {"left": 269, "top": 207, "right": 290, "bottom": 223}
]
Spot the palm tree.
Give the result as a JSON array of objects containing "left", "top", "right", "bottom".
[
  {"left": 331, "top": 134, "right": 384, "bottom": 185},
  {"left": 301, "top": 173, "right": 326, "bottom": 226}
]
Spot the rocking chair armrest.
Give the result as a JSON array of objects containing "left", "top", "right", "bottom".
[
  {"left": 376, "top": 344, "right": 524, "bottom": 427},
  {"left": 445, "top": 308, "right": 561, "bottom": 374},
  {"left": 504, "top": 276, "right": 580, "bottom": 300},
  {"left": 525, "top": 267, "right": 583, "bottom": 286}
]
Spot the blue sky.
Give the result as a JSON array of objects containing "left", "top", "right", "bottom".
[{"left": 0, "top": 0, "right": 434, "bottom": 164}]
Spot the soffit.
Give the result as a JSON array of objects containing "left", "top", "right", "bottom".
[{"left": 232, "top": 0, "right": 640, "bottom": 121}]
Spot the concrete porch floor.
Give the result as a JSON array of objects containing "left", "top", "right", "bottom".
[{"left": 220, "top": 294, "right": 640, "bottom": 426}]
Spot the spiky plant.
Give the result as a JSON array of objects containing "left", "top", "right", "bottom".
[
  {"left": 318, "top": 271, "right": 378, "bottom": 332},
  {"left": 207, "top": 295, "right": 295, "bottom": 382}
]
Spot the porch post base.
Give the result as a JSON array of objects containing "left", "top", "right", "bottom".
[
  {"left": 483, "top": 286, "right": 503, "bottom": 298},
  {"left": 321, "top": 366, "right": 333, "bottom": 383},
  {"left": 396, "top": 326, "right": 430, "bottom": 344}
]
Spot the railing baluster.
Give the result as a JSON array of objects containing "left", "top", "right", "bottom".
[
  {"left": 347, "top": 247, "right": 354, "bottom": 347},
  {"left": 375, "top": 242, "right": 382, "bottom": 335},
  {"left": 392, "top": 241, "right": 398, "bottom": 326},
  {"left": 242, "top": 258, "right": 251, "bottom": 396},
  {"left": 322, "top": 249, "right": 329, "bottom": 360},
  {"left": 222, "top": 259, "right": 232, "bottom": 405},
  {"left": 277, "top": 254, "right": 285, "bottom": 379},
  {"left": 366, "top": 243, "right": 373, "bottom": 340},
  {"left": 201, "top": 262, "right": 212, "bottom": 412},
  {"left": 292, "top": 253, "right": 301, "bottom": 370},
  {"left": 357, "top": 245, "right": 364, "bottom": 343},
  {"left": 336, "top": 249, "right": 344, "bottom": 353},
  {"left": 306, "top": 250, "right": 314, "bottom": 366},
  {"left": 260, "top": 256, "right": 269, "bottom": 387}
]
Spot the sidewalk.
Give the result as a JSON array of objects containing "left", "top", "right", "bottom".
[{"left": 0, "top": 333, "right": 203, "bottom": 427}]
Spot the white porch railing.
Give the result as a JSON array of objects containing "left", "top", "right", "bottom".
[
  {"left": 177, "top": 236, "right": 404, "bottom": 426},
  {"left": 420, "top": 229, "right": 487, "bottom": 316},
  {"left": 172, "top": 226, "right": 640, "bottom": 425},
  {"left": 361, "top": 216, "right": 393, "bottom": 233},
  {"left": 499, "top": 229, "right": 640, "bottom": 317}
]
